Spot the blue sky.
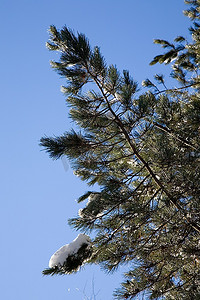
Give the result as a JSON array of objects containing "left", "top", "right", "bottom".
[{"left": 1, "top": 1, "right": 191, "bottom": 299}]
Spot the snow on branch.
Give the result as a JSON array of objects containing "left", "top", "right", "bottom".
[{"left": 43, "top": 234, "right": 92, "bottom": 276}]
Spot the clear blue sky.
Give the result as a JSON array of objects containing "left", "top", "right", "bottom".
[{"left": 1, "top": 1, "right": 190, "bottom": 299}]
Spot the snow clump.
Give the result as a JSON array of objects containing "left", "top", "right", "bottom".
[{"left": 49, "top": 234, "right": 91, "bottom": 268}]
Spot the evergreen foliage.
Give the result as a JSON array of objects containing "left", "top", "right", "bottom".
[
  {"left": 43, "top": 243, "right": 92, "bottom": 276},
  {"left": 41, "top": 1, "right": 200, "bottom": 298}
]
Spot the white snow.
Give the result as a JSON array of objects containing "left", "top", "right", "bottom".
[
  {"left": 78, "top": 208, "right": 84, "bottom": 217},
  {"left": 49, "top": 234, "right": 91, "bottom": 268},
  {"left": 78, "top": 193, "right": 100, "bottom": 218},
  {"left": 115, "top": 92, "right": 122, "bottom": 101},
  {"left": 88, "top": 193, "right": 99, "bottom": 203}
]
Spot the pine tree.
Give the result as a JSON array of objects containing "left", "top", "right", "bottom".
[{"left": 40, "top": 1, "right": 200, "bottom": 299}]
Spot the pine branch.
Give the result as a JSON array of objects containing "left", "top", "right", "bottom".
[
  {"left": 42, "top": 12, "right": 200, "bottom": 298},
  {"left": 154, "top": 123, "right": 198, "bottom": 150},
  {"left": 85, "top": 71, "right": 200, "bottom": 234},
  {"left": 153, "top": 81, "right": 200, "bottom": 95},
  {"left": 43, "top": 243, "right": 93, "bottom": 276}
]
